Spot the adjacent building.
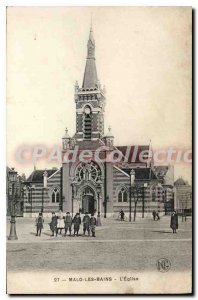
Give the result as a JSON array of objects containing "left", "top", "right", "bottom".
[
  {"left": 174, "top": 177, "right": 192, "bottom": 214},
  {"left": 6, "top": 166, "right": 25, "bottom": 217}
]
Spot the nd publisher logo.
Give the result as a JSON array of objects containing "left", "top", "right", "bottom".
[{"left": 156, "top": 258, "right": 171, "bottom": 272}]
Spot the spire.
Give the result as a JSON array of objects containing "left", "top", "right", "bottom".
[
  {"left": 88, "top": 25, "right": 94, "bottom": 47},
  {"left": 82, "top": 26, "right": 98, "bottom": 89}
]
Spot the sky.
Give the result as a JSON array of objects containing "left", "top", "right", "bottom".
[{"left": 6, "top": 6, "right": 192, "bottom": 182}]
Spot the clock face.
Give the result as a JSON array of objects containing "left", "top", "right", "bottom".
[{"left": 85, "top": 107, "right": 91, "bottom": 115}]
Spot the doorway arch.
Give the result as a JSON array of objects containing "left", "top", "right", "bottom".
[{"left": 81, "top": 186, "right": 96, "bottom": 214}]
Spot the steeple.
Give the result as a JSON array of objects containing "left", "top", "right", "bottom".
[
  {"left": 82, "top": 26, "right": 98, "bottom": 89},
  {"left": 74, "top": 25, "right": 106, "bottom": 143}
]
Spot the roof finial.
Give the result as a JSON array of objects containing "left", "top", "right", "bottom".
[
  {"left": 90, "top": 13, "right": 93, "bottom": 31},
  {"left": 62, "top": 127, "right": 70, "bottom": 139}
]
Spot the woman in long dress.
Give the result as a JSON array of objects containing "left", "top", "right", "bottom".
[{"left": 57, "top": 210, "right": 64, "bottom": 235}]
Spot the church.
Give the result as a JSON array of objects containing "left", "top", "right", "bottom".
[{"left": 23, "top": 26, "right": 175, "bottom": 218}]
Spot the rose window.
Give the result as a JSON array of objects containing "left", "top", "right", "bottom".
[{"left": 75, "top": 161, "right": 101, "bottom": 183}]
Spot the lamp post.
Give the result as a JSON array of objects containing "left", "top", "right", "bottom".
[
  {"left": 42, "top": 170, "right": 48, "bottom": 214},
  {"left": 129, "top": 169, "right": 135, "bottom": 222},
  {"left": 41, "top": 187, "right": 48, "bottom": 214},
  {"left": 41, "top": 188, "right": 44, "bottom": 213},
  {"left": 142, "top": 183, "right": 147, "bottom": 218},
  {"left": 8, "top": 168, "right": 18, "bottom": 240},
  {"left": 71, "top": 183, "right": 74, "bottom": 217},
  {"left": 22, "top": 186, "right": 27, "bottom": 216},
  {"left": 30, "top": 185, "right": 35, "bottom": 216},
  {"left": 71, "top": 180, "right": 77, "bottom": 217},
  {"left": 104, "top": 150, "right": 107, "bottom": 219},
  {"left": 96, "top": 180, "right": 102, "bottom": 226}
]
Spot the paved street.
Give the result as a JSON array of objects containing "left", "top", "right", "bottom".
[{"left": 7, "top": 215, "right": 192, "bottom": 273}]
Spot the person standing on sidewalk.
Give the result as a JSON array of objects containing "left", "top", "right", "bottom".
[
  {"left": 57, "top": 210, "right": 65, "bottom": 236},
  {"left": 35, "top": 212, "right": 44, "bottom": 236},
  {"left": 83, "top": 212, "right": 90, "bottom": 236},
  {"left": 156, "top": 211, "right": 160, "bottom": 221},
  {"left": 170, "top": 210, "right": 178, "bottom": 233},
  {"left": 72, "top": 213, "right": 81, "bottom": 236},
  {"left": 152, "top": 210, "right": 156, "bottom": 221},
  {"left": 90, "top": 213, "right": 97, "bottom": 237},
  {"left": 119, "top": 209, "right": 125, "bottom": 221},
  {"left": 64, "top": 212, "right": 72, "bottom": 236},
  {"left": 50, "top": 212, "right": 57, "bottom": 237}
]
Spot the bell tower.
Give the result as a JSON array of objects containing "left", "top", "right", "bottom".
[{"left": 74, "top": 26, "right": 106, "bottom": 142}]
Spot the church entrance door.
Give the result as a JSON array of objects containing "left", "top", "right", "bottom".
[{"left": 82, "top": 187, "right": 96, "bottom": 214}]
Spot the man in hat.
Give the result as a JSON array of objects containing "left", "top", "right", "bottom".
[
  {"left": 64, "top": 212, "right": 72, "bottom": 236},
  {"left": 72, "top": 213, "right": 81, "bottom": 236},
  {"left": 35, "top": 212, "right": 44, "bottom": 236},
  {"left": 50, "top": 212, "right": 57, "bottom": 237},
  {"left": 90, "top": 213, "right": 97, "bottom": 237},
  {"left": 82, "top": 212, "right": 90, "bottom": 236}
]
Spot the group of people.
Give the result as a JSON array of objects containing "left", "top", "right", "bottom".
[
  {"left": 35, "top": 209, "right": 179, "bottom": 237},
  {"left": 35, "top": 210, "right": 97, "bottom": 237}
]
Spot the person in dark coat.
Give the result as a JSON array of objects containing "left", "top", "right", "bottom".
[
  {"left": 83, "top": 212, "right": 90, "bottom": 236},
  {"left": 64, "top": 212, "right": 72, "bottom": 236},
  {"left": 90, "top": 213, "right": 97, "bottom": 237},
  {"left": 35, "top": 212, "right": 44, "bottom": 236},
  {"left": 72, "top": 213, "right": 81, "bottom": 236},
  {"left": 50, "top": 212, "right": 57, "bottom": 237},
  {"left": 120, "top": 209, "right": 125, "bottom": 221},
  {"left": 152, "top": 210, "right": 156, "bottom": 221},
  {"left": 170, "top": 210, "right": 178, "bottom": 233}
]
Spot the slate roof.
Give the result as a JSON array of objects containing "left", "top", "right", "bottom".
[
  {"left": 116, "top": 146, "right": 150, "bottom": 163},
  {"left": 65, "top": 143, "right": 150, "bottom": 164},
  {"left": 174, "top": 177, "right": 188, "bottom": 186},
  {"left": 122, "top": 168, "right": 158, "bottom": 180},
  {"left": 26, "top": 169, "right": 57, "bottom": 183}
]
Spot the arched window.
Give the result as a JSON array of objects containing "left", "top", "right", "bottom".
[
  {"left": 118, "top": 187, "right": 128, "bottom": 202},
  {"left": 51, "top": 188, "right": 60, "bottom": 203},
  {"left": 123, "top": 191, "right": 128, "bottom": 202},
  {"left": 84, "top": 106, "right": 92, "bottom": 140},
  {"left": 118, "top": 191, "right": 122, "bottom": 202}
]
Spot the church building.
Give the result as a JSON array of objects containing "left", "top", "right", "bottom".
[{"left": 23, "top": 26, "right": 174, "bottom": 218}]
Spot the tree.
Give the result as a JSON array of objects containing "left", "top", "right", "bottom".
[{"left": 132, "top": 185, "right": 142, "bottom": 222}]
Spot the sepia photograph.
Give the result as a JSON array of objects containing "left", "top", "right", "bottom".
[{"left": 6, "top": 6, "right": 192, "bottom": 294}]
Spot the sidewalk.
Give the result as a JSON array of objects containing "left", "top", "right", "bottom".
[{"left": 7, "top": 215, "right": 192, "bottom": 244}]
